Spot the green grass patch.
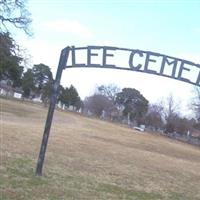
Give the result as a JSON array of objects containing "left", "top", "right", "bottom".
[
  {"left": 1, "top": 157, "right": 164, "bottom": 200},
  {"left": 96, "top": 183, "right": 163, "bottom": 200}
]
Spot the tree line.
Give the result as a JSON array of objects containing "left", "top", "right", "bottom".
[
  {"left": 0, "top": 50, "right": 81, "bottom": 109},
  {"left": 84, "top": 84, "right": 200, "bottom": 136}
]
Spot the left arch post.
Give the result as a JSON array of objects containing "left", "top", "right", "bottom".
[{"left": 35, "top": 47, "right": 70, "bottom": 176}]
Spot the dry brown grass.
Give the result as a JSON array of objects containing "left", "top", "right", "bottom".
[{"left": 1, "top": 97, "right": 200, "bottom": 200}]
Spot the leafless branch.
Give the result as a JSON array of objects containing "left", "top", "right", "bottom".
[{"left": 0, "top": 0, "right": 32, "bottom": 35}]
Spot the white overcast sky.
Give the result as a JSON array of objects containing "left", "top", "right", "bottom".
[{"left": 14, "top": 0, "right": 200, "bottom": 116}]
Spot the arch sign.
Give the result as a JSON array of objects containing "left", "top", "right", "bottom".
[
  {"left": 36, "top": 46, "right": 200, "bottom": 176},
  {"left": 67, "top": 46, "right": 200, "bottom": 86}
]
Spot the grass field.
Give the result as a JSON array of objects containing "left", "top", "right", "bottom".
[{"left": 1, "top": 97, "right": 200, "bottom": 200}]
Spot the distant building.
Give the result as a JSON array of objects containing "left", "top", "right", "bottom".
[{"left": 0, "top": 80, "right": 22, "bottom": 99}]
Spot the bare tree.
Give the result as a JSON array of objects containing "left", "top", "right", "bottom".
[
  {"left": 165, "top": 94, "right": 179, "bottom": 118},
  {"left": 84, "top": 94, "right": 114, "bottom": 117},
  {"left": 173, "top": 117, "right": 193, "bottom": 135},
  {"left": 191, "top": 87, "right": 200, "bottom": 121},
  {"left": 0, "top": 0, "right": 32, "bottom": 35},
  {"left": 163, "top": 94, "right": 180, "bottom": 133},
  {"left": 97, "top": 84, "right": 120, "bottom": 102},
  {"left": 145, "top": 102, "right": 164, "bottom": 130}
]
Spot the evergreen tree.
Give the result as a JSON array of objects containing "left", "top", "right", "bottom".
[
  {"left": 0, "top": 32, "right": 23, "bottom": 85},
  {"left": 116, "top": 88, "right": 149, "bottom": 124},
  {"left": 21, "top": 68, "right": 34, "bottom": 98}
]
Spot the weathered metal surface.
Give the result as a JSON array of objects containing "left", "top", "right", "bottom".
[
  {"left": 35, "top": 47, "right": 70, "bottom": 176},
  {"left": 66, "top": 46, "right": 200, "bottom": 87}
]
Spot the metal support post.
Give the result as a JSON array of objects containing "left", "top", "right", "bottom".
[{"left": 35, "top": 47, "right": 70, "bottom": 176}]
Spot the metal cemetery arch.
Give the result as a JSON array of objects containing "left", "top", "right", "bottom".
[{"left": 36, "top": 46, "right": 200, "bottom": 176}]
